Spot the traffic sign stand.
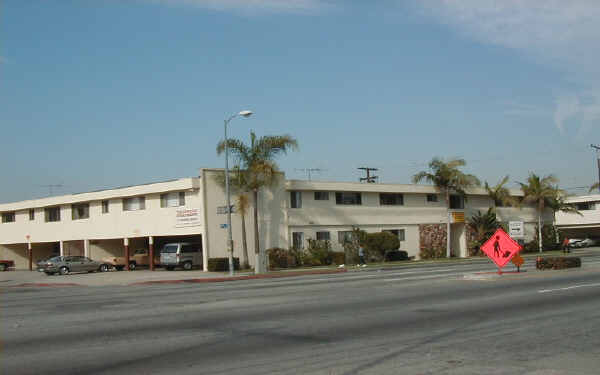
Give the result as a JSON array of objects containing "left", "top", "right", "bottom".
[{"left": 481, "top": 228, "right": 523, "bottom": 274}]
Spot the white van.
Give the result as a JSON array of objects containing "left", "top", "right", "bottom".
[{"left": 160, "top": 242, "right": 202, "bottom": 270}]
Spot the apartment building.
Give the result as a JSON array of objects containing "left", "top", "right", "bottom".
[
  {"left": 555, "top": 194, "right": 600, "bottom": 238},
  {"left": 0, "top": 168, "right": 548, "bottom": 270}
]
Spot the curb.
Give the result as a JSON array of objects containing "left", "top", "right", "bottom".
[
  {"left": 10, "top": 283, "right": 83, "bottom": 288},
  {"left": 130, "top": 268, "right": 348, "bottom": 286}
]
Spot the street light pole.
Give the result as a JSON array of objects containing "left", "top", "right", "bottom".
[{"left": 224, "top": 110, "right": 253, "bottom": 276}]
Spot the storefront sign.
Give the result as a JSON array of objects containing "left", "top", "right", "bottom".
[{"left": 175, "top": 208, "right": 201, "bottom": 228}]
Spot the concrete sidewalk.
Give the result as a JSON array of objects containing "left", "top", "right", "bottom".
[{"left": 0, "top": 268, "right": 348, "bottom": 288}]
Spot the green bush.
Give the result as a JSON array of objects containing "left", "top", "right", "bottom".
[
  {"left": 207, "top": 257, "right": 240, "bottom": 272},
  {"left": 365, "top": 232, "right": 400, "bottom": 262},
  {"left": 267, "top": 248, "right": 296, "bottom": 269},
  {"left": 305, "top": 239, "right": 333, "bottom": 266},
  {"left": 331, "top": 252, "right": 345, "bottom": 265},
  {"left": 420, "top": 247, "right": 446, "bottom": 259},
  {"left": 536, "top": 256, "right": 581, "bottom": 270}
]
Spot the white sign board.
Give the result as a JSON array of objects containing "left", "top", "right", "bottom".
[
  {"left": 509, "top": 221, "right": 524, "bottom": 238},
  {"left": 175, "top": 208, "right": 202, "bottom": 228}
]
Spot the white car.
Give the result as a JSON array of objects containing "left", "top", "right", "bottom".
[{"left": 578, "top": 238, "right": 597, "bottom": 247}]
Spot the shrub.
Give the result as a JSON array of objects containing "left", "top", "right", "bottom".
[
  {"left": 384, "top": 250, "right": 409, "bottom": 262},
  {"left": 331, "top": 252, "right": 345, "bottom": 265},
  {"left": 365, "top": 232, "right": 400, "bottom": 261},
  {"left": 208, "top": 257, "right": 240, "bottom": 272},
  {"left": 536, "top": 256, "right": 581, "bottom": 270},
  {"left": 267, "top": 248, "right": 297, "bottom": 269},
  {"left": 305, "top": 239, "right": 333, "bottom": 266},
  {"left": 420, "top": 247, "right": 446, "bottom": 259}
]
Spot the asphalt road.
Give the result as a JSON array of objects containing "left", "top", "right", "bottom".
[{"left": 3, "top": 257, "right": 600, "bottom": 375}]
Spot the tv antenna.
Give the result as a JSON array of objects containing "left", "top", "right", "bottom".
[
  {"left": 358, "top": 167, "right": 378, "bottom": 183},
  {"left": 295, "top": 168, "right": 326, "bottom": 181},
  {"left": 38, "top": 184, "right": 64, "bottom": 196}
]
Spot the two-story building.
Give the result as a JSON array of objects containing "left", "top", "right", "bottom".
[
  {"left": 555, "top": 194, "right": 600, "bottom": 238},
  {"left": 0, "top": 168, "right": 548, "bottom": 270}
]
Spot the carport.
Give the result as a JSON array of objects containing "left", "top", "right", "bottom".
[
  {"left": 152, "top": 234, "right": 203, "bottom": 271},
  {"left": 0, "top": 241, "right": 59, "bottom": 270},
  {"left": 558, "top": 225, "right": 600, "bottom": 241}
]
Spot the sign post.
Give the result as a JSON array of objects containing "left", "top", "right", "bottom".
[{"left": 480, "top": 228, "right": 523, "bottom": 274}]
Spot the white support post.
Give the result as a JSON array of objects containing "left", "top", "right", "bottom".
[
  {"left": 59, "top": 241, "right": 64, "bottom": 256},
  {"left": 84, "top": 239, "right": 90, "bottom": 258}
]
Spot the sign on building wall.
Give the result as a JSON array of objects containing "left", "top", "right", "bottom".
[
  {"left": 216, "top": 205, "right": 235, "bottom": 214},
  {"left": 452, "top": 212, "right": 465, "bottom": 223},
  {"left": 175, "top": 208, "right": 201, "bottom": 228},
  {"left": 508, "top": 221, "right": 524, "bottom": 238}
]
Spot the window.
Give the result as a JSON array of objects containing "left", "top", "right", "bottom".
[
  {"left": 338, "top": 231, "right": 354, "bottom": 244},
  {"left": 161, "top": 192, "right": 185, "bottom": 208},
  {"left": 314, "top": 191, "right": 329, "bottom": 200},
  {"left": 290, "top": 191, "right": 302, "bottom": 208},
  {"left": 449, "top": 195, "right": 464, "bottom": 209},
  {"left": 335, "top": 192, "right": 362, "bottom": 205},
  {"left": 181, "top": 244, "right": 200, "bottom": 253},
  {"left": 576, "top": 202, "right": 595, "bottom": 211},
  {"left": 427, "top": 194, "right": 438, "bottom": 202},
  {"left": 71, "top": 203, "right": 90, "bottom": 220},
  {"left": 45, "top": 207, "right": 61, "bottom": 222},
  {"left": 123, "top": 196, "right": 146, "bottom": 211},
  {"left": 380, "top": 193, "right": 404, "bottom": 206},
  {"left": 29, "top": 209, "right": 35, "bottom": 221},
  {"left": 101, "top": 200, "right": 109, "bottom": 214},
  {"left": 292, "top": 232, "right": 304, "bottom": 249},
  {"left": 384, "top": 229, "right": 405, "bottom": 241},
  {"left": 2, "top": 212, "right": 15, "bottom": 223},
  {"left": 316, "top": 231, "right": 330, "bottom": 241}
]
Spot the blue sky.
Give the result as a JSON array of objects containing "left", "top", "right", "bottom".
[{"left": 2, "top": 0, "right": 600, "bottom": 203}]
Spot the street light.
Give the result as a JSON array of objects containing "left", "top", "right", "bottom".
[{"left": 224, "top": 110, "right": 253, "bottom": 276}]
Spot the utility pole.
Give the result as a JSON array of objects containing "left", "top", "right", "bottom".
[
  {"left": 295, "top": 168, "right": 325, "bottom": 181},
  {"left": 591, "top": 144, "right": 600, "bottom": 193},
  {"left": 358, "top": 167, "right": 378, "bottom": 183}
]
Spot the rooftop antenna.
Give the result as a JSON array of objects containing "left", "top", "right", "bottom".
[
  {"left": 295, "top": 168, "right": 326, "bottom": 181},
  {"left": 591, "top": 144, "right": 600, "bottom": 193},
  {"left": 38, "top": 184, "right": 64, "bottom": 196},
  {"left": 358, "top": 167, "right": 378, "bottom": 183}
]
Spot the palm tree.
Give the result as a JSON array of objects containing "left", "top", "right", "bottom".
[
  {"left": 217, "top": 131, "right": 298, "bottom": 273},
  {"left": 485, "top": 175, "right": 516, "bottom": 207},
  {"left": 467, "top": 208, "right": 500, "bottom": 255},
  {"left": 517, "top": 173, "right": 558, "bottom": 252},
  {"left": 547, "top": 187, "right": 582, "bottom": 244},
  {"left": 413, "top": 157, "right": 480, "bottom": 258}
]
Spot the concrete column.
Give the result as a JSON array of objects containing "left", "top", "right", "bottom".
[
  {"left": 124, "top": 238, "right": 130, "bottom": 271},
  {"left": 28, "top": 242, "right": 33, "bottom": 271},
  {"left": 84, "top": 239, "right": 90, "bottom": 258},
  {"left": 59, "top": 241, "right": 64, "bottom": 256},
  {"left": 149, "top": 236, "right": 154, "bottom": 271}
]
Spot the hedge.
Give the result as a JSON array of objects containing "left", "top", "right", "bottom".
[
  {"left": 208, "top": 257, "right": 240, "bottom": 272},
  {"left": 536, "top": 257, "right": 581, "bottom": 270},
  {"left": 331, "top": 252, "right": 345, "bottom": 265},
  {"left": 384, "top": 250, "right": 409, "bottom": 262}
]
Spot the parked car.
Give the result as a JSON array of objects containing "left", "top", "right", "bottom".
[
  {"left": 101, "top": 248, "right": 160, "bottom": 271},
  {"left": 160, "top": 242, "right": 202, "bottom": 270},
  {"left": 0, "top": 259, "right": 15, "bottom": 272},
  {"left": 37, "top": 256, "right": 109, "bottom": 275},
  {"left": 578, "top": 238, "right": 598, "bottom": 247},
  {"left": 568, "top": 239, "right": 585, "bottom": 248}
]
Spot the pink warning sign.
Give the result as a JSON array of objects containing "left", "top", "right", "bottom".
[{"left": 480, "top": 228, "right": 523, "bottom": 269}]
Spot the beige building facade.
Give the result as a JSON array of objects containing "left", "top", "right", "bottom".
[{"left": 0, "top": 169, "right": 548, "bottom": 270}]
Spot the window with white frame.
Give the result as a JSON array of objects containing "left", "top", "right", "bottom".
[
  {"left": 2, "top": 212, "right": 15, "bottom": 223},
  {"left": 380, "top": 193, "right": 404, "bottom": 205},
  {"left": 101, "top": 200, "right": 109, "bottom": 214},
  {"left": 338, "top": 231, "right": 354, "bottom": 244},
  {"left": 292, "top": 232, "right": 304, "bottom": 249},
  {"left": 576, "top": 202, "right": 596, "bottom": 211},
  {"left": 335, "top": 192, "right": 362, "bottom": 205},
  {"left": 314, "top": 191, "right": 329, "bottom": 200},
  {"left": 45, "top": 207, "right": 61, "bottom": 222},
  {"left": 71, "top": 203, "right": 90, "bottom": 220},
  {"left": 161, "top": 192, "right": 185, "bottom": 208},
  {"left": 316, "top": 231, "right": 330, "bottom": 241},
  {"left": 449, "top": 195, "right": 464, "bottom": 209},
  {"left": 426, "top": 194, "right": 438, "bottom": 202},
  {"left": 123, "top": 196, "right": 146, "bottom": 211},
  {"left": 290, "top": 191, "right": 302, "bottom": 208},
  {"left": 29, "top": 209, "right": 35, "bottom": 221}
]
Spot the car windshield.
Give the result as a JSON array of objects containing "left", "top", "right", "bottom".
[
  {"left": 48, "top": 256, "right": 62, "bottom": 262},
  {"left": 162, "top": 245, "right": 178, "bottom": 253}
]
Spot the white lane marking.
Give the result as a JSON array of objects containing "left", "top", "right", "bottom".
[
  {"left": 538, "top": 283, "right": 600, "bottom": 293},
  {"left": 384, "top": 273, "right": 462, "bottom": 282}
]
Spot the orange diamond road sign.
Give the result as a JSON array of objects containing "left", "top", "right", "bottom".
[{"left": 480, "top": 228, "right": 523, "bottom": 269}]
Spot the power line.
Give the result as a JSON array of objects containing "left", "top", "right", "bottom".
[{"left": 295, "top": 168, "right": 326, "bottom": 181}]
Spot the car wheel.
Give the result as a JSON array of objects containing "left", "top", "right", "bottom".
[
  {"left": 99, "top": 264, "right": 110, "bottom": 272},
  {"left": 183, "top": 261, "right": 193, "bottom": 271},
  {"left": 0, "top": 264, "right": 6, "bottom": 272},
  {"left": 59, "top": 266, "right": 69, "bottom": 275},
  {"left": 128, "top": 262, "right": 136, "bottom": 271}
]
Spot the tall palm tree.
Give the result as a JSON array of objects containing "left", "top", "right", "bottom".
[
  {"left": 517, "top": 173, "right": 558, "bottom": 252},
  {"left": 217, "top": 131, "right": 298, "bottom": 273},
  {"left": 485, "top": 175, "right": 516, "bottom": 207},
  {"left": 413, "top": 157, "right": 480, "bottom": 258},
  {"left": 467, "top": 208, "right": 500, "bottom": 255}
]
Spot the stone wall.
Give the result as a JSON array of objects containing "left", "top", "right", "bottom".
[{"left": 419, "top": 224, "right": 447, "bottom": 259}]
